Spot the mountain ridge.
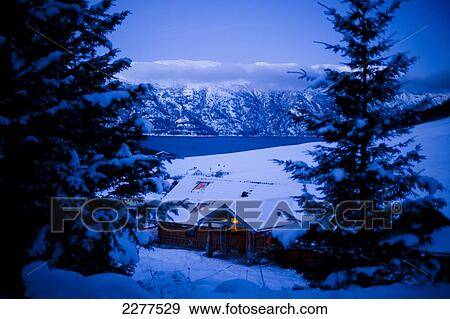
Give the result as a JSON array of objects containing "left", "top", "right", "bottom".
[{"left": 135, "top": 83, "right": 449, "bottom": 136}]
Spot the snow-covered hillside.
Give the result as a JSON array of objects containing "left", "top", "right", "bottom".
[
  {"left": 136, "top": 84, "right": 449, "bottom": 136},
  {"left": 136, "top": 85, "right": 327, "bottom": 136},
  {"left": 134, "top": 247, "right": 307, "bottom": 298},
  {"left": 132, "top": 248, "right": 450, "bottom": 298},
  {"left": 25, "top": 248, "right": 450, "bottom": 298},
  {"left": 168, "top": 117, "right": 450, "bottom": 217}
]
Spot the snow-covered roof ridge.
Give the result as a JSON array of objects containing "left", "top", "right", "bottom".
[
  {"left": 162, "top": 175, "right": 302, "bottom": 230},
  {"left": 163, "top": 175, "right": 298, "bottom": 202}
]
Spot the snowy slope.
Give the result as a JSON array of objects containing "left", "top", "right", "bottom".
[
  {"left": 167, "top": 142, "right": 316, "bottom": 184},
  {"left": 134, "top": 247, "right": 307, "bottom": 298},
  {"left": 132, "top": 247, "right": 450, "bottom": 298},
  {"left": 25, "top": 247, "right": 450, "bottom": 298},
  {"left": 412, "top": 118, "right": 450, "bottom": 215},
  {"left": 23, "top": 261, "right": 151, "bottom": 298},
  {"left": 168, "top": 118, "right": 450, "bottom": 217}
]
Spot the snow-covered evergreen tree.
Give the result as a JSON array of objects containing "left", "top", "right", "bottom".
[
  {"left": 280, "top": 0, "right": 449, "bottom": 288},
  {"left": 0, "top": 0, "right": 169, "bottom": 296}
]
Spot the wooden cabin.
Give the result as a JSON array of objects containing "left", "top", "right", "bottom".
[{"left": 155, "top": 176, "right": 304, "bottom": 262}]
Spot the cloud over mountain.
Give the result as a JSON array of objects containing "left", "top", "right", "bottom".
[
  {"left": 119, "top": 60, "right": 310, "bottom": 90},
  {"left": 119, "top": 60, "right": 450, "bottom": 93}
]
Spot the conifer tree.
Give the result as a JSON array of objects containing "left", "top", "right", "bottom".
[
  {"left": 280, "top": 0, "right": 449, "bottom": 288},
  {"left": 0, "top": 0, "right": 168, "bottom": 296}
]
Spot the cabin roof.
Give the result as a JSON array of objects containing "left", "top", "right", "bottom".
[{"left": 163, "top": 176, "right": 302, "bottom": 231}]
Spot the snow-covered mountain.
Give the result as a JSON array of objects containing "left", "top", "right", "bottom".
[{"left": 136, "top": 84, "right": 449, "bottom": 136}]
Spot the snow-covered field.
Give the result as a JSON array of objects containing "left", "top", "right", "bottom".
[
  {"left": 23, "top": 261, "right": 150, "bottom": 298},
  {"left": 131, "top": 247, "right": 450, "bottom": 298},
  {"left": 24, "top": 246, "right": 450, "bottom": 298},
  {"left": 22, "top": 118, "right": 450, "bottom": 298},
  {"left": 133, "top": 247, "right": 307, "bottom": 298},
  {"left": 168, "top": 117, "right": 450, "bottom": 217}
]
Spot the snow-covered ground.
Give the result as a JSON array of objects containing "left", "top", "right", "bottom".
[
  {"left": 412, "top": 118, "right": 450, "bottom": 217},
  {"left": 24, "top": 247, "right": 450, "bottom": 298},
  {"left": 168, "top": 117, "right": 450, "bottom": 217},
  {"left": 133, "top": 247, "right": 307, "bottom": 298},
  {"left": 22, "top": 261, "right": 151, "bottom": 298},
  {"left": 131, "top": 247, "right": 450, "bottom": 298},
  {"left": 22, "top": 118, "right": 450, "bottom": 298}
]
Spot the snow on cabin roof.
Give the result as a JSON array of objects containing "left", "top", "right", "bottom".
[
  {"left": 164, "top": 176, "right": 300, "bottom": 201},
  {"left": 162, "top": 175, "right": 302, "bottom": 231}
]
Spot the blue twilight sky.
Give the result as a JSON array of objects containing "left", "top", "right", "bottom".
[{"left": 111, "top": 0, "right": 450, "bottom": 91}]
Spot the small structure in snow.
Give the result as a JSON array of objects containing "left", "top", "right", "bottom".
[
  {"left": 186, "top": 167, "right": 205, "bottom": 176},
  {"left": 212, "top": 169, "right": 230, "bottom": 178},
  {"left": 185, "top": 167, "right": 230, "bottom": 178}
]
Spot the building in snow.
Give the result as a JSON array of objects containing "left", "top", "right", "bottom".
[
  {"left": 156, "top": 175, "right": 305, "bottom": 262},
  {"left": 185, "top": 166, "right": 230, "bottom": 178},
  {"left": 211, "top": 169, "right": 230, "bottom": 178},
  {"left": 186, "top": 167, "right": 205, "bottom": 176}
]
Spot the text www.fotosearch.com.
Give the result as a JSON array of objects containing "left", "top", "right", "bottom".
[{"left": 188, "top": 303, "right": 328, "bottom": 315}]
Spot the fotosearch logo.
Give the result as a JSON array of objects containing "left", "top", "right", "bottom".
[{"left": 50, "top": 197, "right": 401, "bottom": 233}]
